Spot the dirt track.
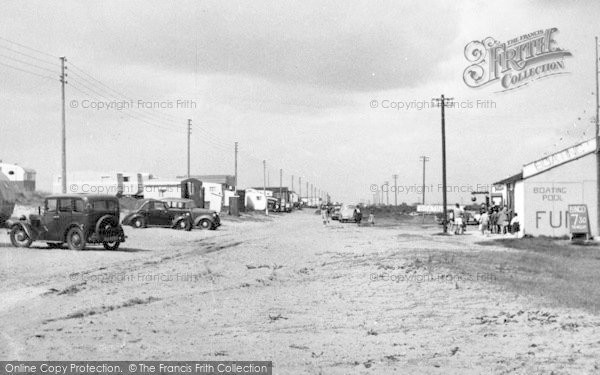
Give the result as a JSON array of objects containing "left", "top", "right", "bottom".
[{"left": 1, "top": 210, "right": 600, "bottom": 374}]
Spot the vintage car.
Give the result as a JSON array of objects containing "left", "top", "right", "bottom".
[
  {"left": 161, "top": 198, "right": 220, "bottom": 230},
  {"left": 330, "top": 206, "right": 341, "bottom": 220},
  {"left": 121, "top": 199, "right": 192, "bottom": 230},
  {"left": 339, "top": 204, "right": 357, "bottom": 223},
  {"left": 7, "top": 194, "right": 126, "bottom": 250}
]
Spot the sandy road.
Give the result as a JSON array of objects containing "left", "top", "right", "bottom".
[{"left": 1, "top": 211, "right": 600, "bottom": 374}]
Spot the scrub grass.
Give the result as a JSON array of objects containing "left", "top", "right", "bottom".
[{"left": 433, "top": 237, "right": 600, "bottom": 314}]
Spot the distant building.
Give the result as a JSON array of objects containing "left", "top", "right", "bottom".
[
  {"left": 0, "top": 162, "right": 36, "bottom": 191},
  {"left": 176, "top": 175, "right": 237, "bottom": 212},
  {"left": 492, "top": 138, "right": 597, "bottom": 238}
]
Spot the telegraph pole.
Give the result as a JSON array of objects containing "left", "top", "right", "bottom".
[
  {"left": 263, "top": 160, "right": 268, "bottom": 216},
  {"left": 419, "top": 156, "right": 430, "bottom": 204},
  {"left": 596, "top": 36, "right": 600, "bottom": 238},
  {"left": 433, "top": 94, "right": 453, "bottom": 234},
  {"left": 385, "top": 181, "right": 389, "bottom": 205},
  {"left": 187, "top": 119, "right": 192, "bottom": 178},
  {"left": 234, "top": 141, "right": 238, "bottom": 190},
  {"left": 291, "top": 174, "right": 294, "bottom": 191},
  {"left": 306, "top": 180, "right": 308, "bottom": 206},
  {"left": 60, "top": 56, "right": 67, "bottom": 193},
  {"left": 279, "top": 168, "right": 283, "bottom": 210},
  {"left": 392, "top": 174, "right": 398, "bottom": 206}
]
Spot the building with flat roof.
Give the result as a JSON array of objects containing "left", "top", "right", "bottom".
[{"left": 492, "top": 138, "right": 597, "bottom": 238}]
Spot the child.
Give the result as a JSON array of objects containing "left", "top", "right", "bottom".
[
  {"left": 479, "top": 210, "right": 489, "bottom": 235},
  {"left": 454, "top": 213, "right": 464, "bottom": 235},
  {"left": 368, "top": 211, "right": 375, "bottom": 226}
]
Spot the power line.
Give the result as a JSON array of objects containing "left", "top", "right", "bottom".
[
  {"left": 0, "top": 36, "right": 58, "bottom": 59},
  {"left": 0, "top": 60, "right": 57, "bottom": 80},
  {"left": 0, "top": 44, "right": 58, "bottom": 66}
]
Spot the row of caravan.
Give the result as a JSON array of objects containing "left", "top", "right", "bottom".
[{"left": 52, "top": 173, "right": 303, "bottom": 212}]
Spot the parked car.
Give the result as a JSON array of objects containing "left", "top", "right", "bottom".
[
  {"left": 162, "top": 198, "right": 220, "bottom": 230},
  {"left": 331, "top": 206, "right": 341, "bottom": 220},
  {"left": 121, "top": 199, "right": 192, "bottom": 230},
  {"left": 339, "top": 204, "right": 357, "bottom": 223},
  {"left": 7, "top": 194, "right": 126, "bottom": 250}
]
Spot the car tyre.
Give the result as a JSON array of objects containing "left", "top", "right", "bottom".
[
  {"left": 66, "top": 227, "right": 86, "bottom": 251},
  {"left": 133, "top": 217, "right": 145, "bottom": 229},
  {"left": 103, "top": 241, "right": 120, "bottom": 250},
  {"left": 10, "top": 226, "right": 32, "bottom": 248},
  {"left": 199, "top": 219, "right": 211, "bottom": 230},
  {"left": 176, "top": 218, "right": 192, "bottom": 231}
]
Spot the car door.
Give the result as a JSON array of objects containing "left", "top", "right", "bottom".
[
  {"left": 41, "top": 198, "right": 60, "bottom": 240},
  {"left": 42, "top": 198, "right": 72, "bottom": 241},
  {"left": 148, "top": 201, "right": 171, "bottom": 226}
]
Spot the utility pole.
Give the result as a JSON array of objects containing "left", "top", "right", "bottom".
[
  {"left": 596, "top": 36, "right": 600, "bottom": 238},
  {"left": 279, "top": 168, "right": 283, "bottom": 210},
  {"left": 306, "top": 180, "right": 308, "bottom": 206},
  {"left": 310, "top": 183, "right": 313, "bottom": 207},
  {"left": 433, "top": 94, "right": 453, "bottom": 233},
  {"left": 392, "top": 174, "right": 398, "bottom": 206},
  {"left": 299, "top": 176, "right": 302, "bottom": 200},
  {"left": 291, "top": 174, "right": 294, "bottom": 191},
  {"left": 60, "top": 56, "right": 67, "bottom": 193},
  {"left": 234, "top": 141, "right": 238, "bottom": 190},
  {"left": 263, "top": 160, "right": 268, "bottom": 216},
  {"left": 385, "top": 181, "right": 389, "bottom": 205},
  {"left": 419, "top": 156, "right": 430, "bottom": 204},
  {"left": 186, "top": 119, "right": 192, "bottom": 178}
]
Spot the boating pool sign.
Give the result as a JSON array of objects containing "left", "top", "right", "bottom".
[
  {"left": 523, "top": 182, "right": 594, "bottom": 237},
  {"left": 463, "top": 28, "right": 572, "bottom": 92},
  {"left": 568, "top": 204, "right": 590, "bottom": 238}
]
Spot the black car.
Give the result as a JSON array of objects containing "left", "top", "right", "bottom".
[
  {"left": 162, "top": 198, "right": 221, "bottom": 230},
  {"left": 7, "top": 194, "right": 126, "bottom": 250},
  {"left": 121, "top": 199, "right": 192, "bottom": 230}
]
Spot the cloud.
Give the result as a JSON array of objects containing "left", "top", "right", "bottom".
[{"left": 1, "top": 0, "right": 461, "bottom": 92}]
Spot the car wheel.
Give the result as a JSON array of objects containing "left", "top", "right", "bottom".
[
  {"left": 10, "top": 226, "right": 32, "bottom": 248},
  {"left": 133, "top": 217, "right": 145, "bottom": 228},
  {"left": 103, "top": 241, "right": 120, "bottom": 250},
  {"left": 66, "top": 227, "right": 86, "bottom": 251},
  {"left": 199, "top": 219, "right": 211, "bottom": 230},
  {"left": 176, "top": 219, "right": 192, "bottom": 231}
]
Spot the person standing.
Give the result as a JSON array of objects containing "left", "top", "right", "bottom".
[
  {"left": 321, "top": 205, "right": 329, "bottom": 225},
  {"left": 490, "top": 208, "right": 498, "bottom": 234},
  {"left": 510, "top": 213, "right": 520, "bottom": 234},
  {"left": 498, "top": 206, "right": 509, "bottom": 234},
  {"left": 354, "top": 205, "right": 362, "bottom": 226},
  {"left": 479, "top": 210, "right": 489, "bottom": 235},
  {"left": 368, "top": 210, "right": 375, "bottom": 226}
]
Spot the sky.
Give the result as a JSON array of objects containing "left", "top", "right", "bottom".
[{"left": 0, "top": 0, "right": 598, "bottom": 205}]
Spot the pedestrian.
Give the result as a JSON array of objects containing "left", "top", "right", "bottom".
[
  {"left": 354, "top": 205, "right": 362, "bottom": 225},
  {"left": 498, "top": 206, "right": 509, "bottom": 234},
  {"left": 490, "top": 208, "right": 498, "bottom": 234},
  {"left": 479, "top": 210, "right": 490, "bottom": 235},
  {"left": 454, "top": 213, "right": 464, "bottom": 235},
  {"left": 368, "top": 210, "right": 375, "bottom": 226},
  {"left": 321, "top": 205, "right": 329, "bottom": 225},
  {"left": 510, "top": 213, "right": 520, "bottom": 234}
]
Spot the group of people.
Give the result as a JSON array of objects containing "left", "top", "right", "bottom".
[
  {"left": 447, "top": 203, "right": 520, "bottom": 236},
  {"left": 477, "top": 206, "right": 520, "bottom": 235},
  {"left": 320, "top": 205, "right": 375, "bottom": 226}
]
